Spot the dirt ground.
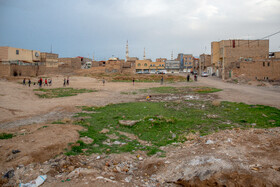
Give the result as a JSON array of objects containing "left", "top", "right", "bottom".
[{"left": 0, "top": 74, "right": 280, "bottom": 186}]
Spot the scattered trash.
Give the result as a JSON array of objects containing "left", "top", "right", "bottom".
[
  {"left": 12, "top": 150, "right": 21, "bottom": 154},
  {"left": 113, "top": 141, "right": 121, "bottom": 145},
  {"left": 227, "top": 138, "right": 232, "bottom": 143},
  {"left": 96, "top": 156, "right": 101, "bottom": 160},
  {"left": 3, "top": 169, "right": 14, "bottom": 179},
  {"left": 251, "top": 123, "right": 256, "bottom": 126},
  {"left": 19, "top": 175, "right": 47, "bottom": 187},
  {"left": 205, "top": 140, "right": 214, "bottom": 144},
  {"left": 125, "top": 176, "right": 132, "bottom": 183}
]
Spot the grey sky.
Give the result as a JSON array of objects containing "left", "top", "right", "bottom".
[{"left": 0, "top": 0, "right": 280, "bottom": 60}]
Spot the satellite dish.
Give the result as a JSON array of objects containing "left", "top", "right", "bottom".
[{"left": 35, "top": 52, "right": 39, "bottom": 57}]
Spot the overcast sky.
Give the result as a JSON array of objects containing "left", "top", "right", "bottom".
[{"left": 0, "top": 0, "right": 280, "bottom": 60}]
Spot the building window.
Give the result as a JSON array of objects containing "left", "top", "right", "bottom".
[
  {"left": 16, "top": 50, "right": 19, "bottom": 55},
  {"left": 268, "top": 62, "right": 270, "bottom": 66},
  {"left": 144, "top": 63, "right": 147, "bottom": 67},
  {"left": 138, "top": 63, "right": 141, "bottom": 66},
  {"left": 263, "top": 62, "right": 265, "bottom": 67}
]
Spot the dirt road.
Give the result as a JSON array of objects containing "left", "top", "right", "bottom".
[{"left": 178, "top": 76, "right": 280, "bottom": 109}]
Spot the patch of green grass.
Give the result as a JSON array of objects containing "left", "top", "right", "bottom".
[
  {"left": 140, "top": 86, "right": 222, "bottom": 94},
  {"left": 34, "top": 88, "right": 95, "bottom": 98},
  {"left": 66, "top": 101, "right": 280, "bottom": 157},
  {"left": 192, "top": 87, "right": 222, "bottom": 93},
  {"left": 0, "top": 133, "right": 13, "bottom": 139}
]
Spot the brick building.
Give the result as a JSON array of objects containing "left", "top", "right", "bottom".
[
  {"left": 177, "top": 53, "right": 194, "bottom": 71},
  {"left": 58, "top": 57, "right": 82, "bottom": 69},
  {"left": 41, "top": 53, "right": 59, "bottom": 67},
  {"left": 135, "top": 59, "right": 164, "bottom": 73},
  {"left": 231, "top": 58, "right": 280, "bottom": 81},
  {"left": 211, "top": 39, "right": 269, "bottom": 78}
]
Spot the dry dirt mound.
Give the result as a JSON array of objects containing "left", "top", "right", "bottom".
[
  {"left": 0, "top": 124, "right": 83, "bottom": 173},
  {"left": 1, "top": 127, "right": 280, "bottom": 186}
]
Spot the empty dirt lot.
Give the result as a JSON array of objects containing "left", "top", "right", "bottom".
[{"left": 0, "top": 75, "right": 280, "bottom": 186}]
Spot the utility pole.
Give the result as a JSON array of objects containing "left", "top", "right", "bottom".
[
  {"left": 222, "top": 40, "right": 225, "bottom": 81},
  {"left": 171, "top": 50, "right": 173, "bottom": 60},
  {"left": 143, "top": 47, "right": 146, "bottom": 60}
]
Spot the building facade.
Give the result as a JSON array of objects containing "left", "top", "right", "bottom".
[
  {"left": 0, "top": 46, "right": 40, "bottom": 63},
  {"left": 135, "top": 60, "right": 164, "bottom": 73},
  {"left": 211, "top": 39, "right": 269, "bottom": 79},
  {"left": 165, "top": 60, "right": 180, "bottom": 73}
]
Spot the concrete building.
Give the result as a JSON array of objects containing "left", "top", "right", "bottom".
[
  {"left": 198, "top": 54, "right": 211, "bottom": 75},
  {"left": 165, "top": 60, "right": 180, "bottom": 73},
  {"left": 0, "top": 46, "right": 40, "bottom": 63},
  {"left": 156, "top": 58, "right": 167, "bottom": 62},
  {"left": 211, "top": 39, "right": 269, "bottom": 79},
  {"left": 177, "top": 53, "right": 194, "bottom": 71},
  {"left": 41, "top": 52, "right": 59, "bottom": 67},
  {"left": 58, "top": 57, "right": 82, "bottom": 69}
]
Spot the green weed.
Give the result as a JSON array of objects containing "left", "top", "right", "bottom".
[
  {"left": 34, "top": 88, "right": 95, "bottom": 98},
  {"left": 0, "top": 133, "right": 13, "bottom": 139}
]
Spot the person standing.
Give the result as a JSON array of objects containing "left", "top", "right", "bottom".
[
  {"left": 160, "top": 76, "right": 164, "bottom": 85},
  {"left": 132, "top": 78, "right": 135, "bottom": 86},
  {"left": 63, "top": 78, "right": 66, "bottom": 87},
  {"left": 194, "top": 74, "right": 197, "bottom": 81},
  {"left": 40, "top": 78, "right": 43, "bottom": 87},
  {"left": 44, "top": 78, "right": 48, "bottom": 86},
  {"left": 67, "top": 77, "right": 69, "bottom": 86},
  {"left": 187, "top": 74, "right": 190, "bottom": 82},
  {"left": 48, "top": 78, "right": 52, "bottom": 86},
  {"left": 23, "top": 78, "right": 26, "bottom": 85},
  {"left": 102, "top": 78, "right": 105, "bottom": 86},
  {"left": 28, "top": 79, "right": 31, "bottom": 87}
]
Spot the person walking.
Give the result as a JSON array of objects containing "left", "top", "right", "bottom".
[
  {"left": 102, "top": 78, "right": 105, "bottom": 86},
  {"left": 187, "top": 74, "right": 190, "bottom": 82},
  {"left": 194, "top": 74, "right": 197, "bottom": 81},
  {"left": 44, "top": 78, "right": 48, "bottom": 86},
  {"left": 23, "top": 78, "right": 26, "bottom": 85},
  {"left": 40, "top": 78, "right": 43, "bottom": 87},
  {"left": 132, "top": 78, "right": 135, "bottom": 86},
  {"left": 63, "top": 78, "right": 66, "bottom": 87},
  {"left": 160, "top": 76, "right": 164, "bottom": 85},
  {"left": 67, "top": 77, "right": 69, "bottom": 86},
  {"left": 48, "top": 78, "right": 52, "bottom": 86},
  {"left": 28, "top": 79, "right": 31, "bottom": 87}
]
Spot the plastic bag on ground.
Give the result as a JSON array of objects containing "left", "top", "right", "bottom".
[{"left": 19, "top": 175, "right": 47, "bottom": 187}]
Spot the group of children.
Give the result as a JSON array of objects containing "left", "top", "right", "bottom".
[
  {"left": 22, "top": 78, "right": 52, "bottom": 87},
  {"left": 63, "top": 77, "right": 70, "bottom": 86}
]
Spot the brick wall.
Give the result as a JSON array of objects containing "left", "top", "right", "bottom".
[
  {"left": 0, "top": 63, "right": 10, "bottom": 76},
  {"left": 232, "top": 59, "right": 280, "bottom": 81}
]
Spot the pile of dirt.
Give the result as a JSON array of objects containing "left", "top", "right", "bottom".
[
  {"left": 0, "top": 124, "right": 83, "bottom": 174},
  {"left": 1, "top": 127, "right": 280, "bottom": 186}
]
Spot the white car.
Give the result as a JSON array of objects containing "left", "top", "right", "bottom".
[{"left": 201, "top": 72, "right": 209, "bottom": 77}]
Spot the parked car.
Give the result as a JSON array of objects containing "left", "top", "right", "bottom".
[{"left": 201, "top": 72, "right": 209, "bottom": 77}]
